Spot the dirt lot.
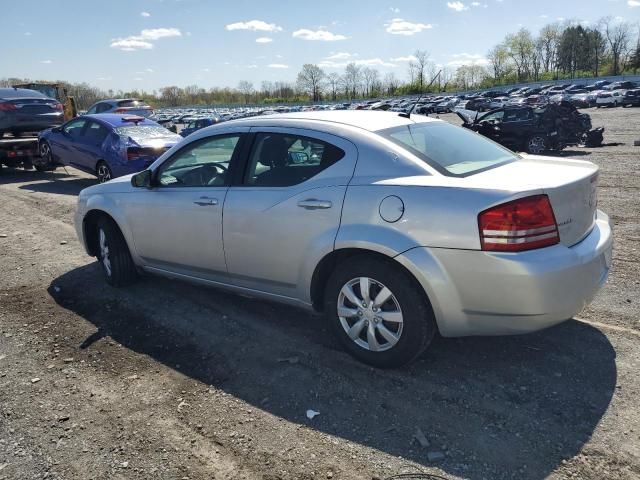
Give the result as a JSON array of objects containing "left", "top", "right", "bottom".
[{"left": 0, "top": 107, "right": 639, "bottom": 480}]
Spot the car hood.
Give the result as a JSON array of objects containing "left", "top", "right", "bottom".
[{"left": 79, "top": 174, "right": 136, "bottom": 197}]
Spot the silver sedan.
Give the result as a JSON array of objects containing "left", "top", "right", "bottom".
[{"left": 74, "top": 111, "right": 613, "bottom": 368}]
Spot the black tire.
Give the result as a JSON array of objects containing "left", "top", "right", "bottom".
[
  {"left": 96, "top": 217, "right": 137, "bottom": 287},
  {"left": 96, "top": 161, "right": 113, "bottom": 183},
  {"left": 324, "top": 255, "right": 436, "bottom": 368}
]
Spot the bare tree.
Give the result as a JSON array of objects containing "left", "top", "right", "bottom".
[
  {"left": 160, "top": 86, "right": 182, "bottom": 107},
  {"left": 413, "top": 50, "right": 431, "bottom": 91},
  {"left": 296, "top": 64, "right": 326, "bottom": 102},
  {"left": 601, "top": 17, "right": 632, "bottom": 75},
  {"left": 237, "top": 80, "right": 254, "bottom": 104},
  {"left": 326, "top": 72, "right": 340, "bottom": 101},
  {"left": 362, "top": 68, "right": 380, "bottom": 97},
  {"left": 505, "top": 28, "right": 535, "bottom": 81},
  {"left": 538, "top": 23, "right": 562, "bottom": 75},
  {"left": 383, "top": 72, "right": 400, "bottom": 96},
  {"left": 344, "top": 63, "right": 362, "bottom": 99},
  {"left": 487, "top": 43, "right": 511, "bottom": 82}
]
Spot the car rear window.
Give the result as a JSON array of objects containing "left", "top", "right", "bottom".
[
  {"left": 117, "top": 100, "right": 149, "bottom": 108},
  {"left": 378, "top": 122, "right": 518, "bottom": 176},
  {"left": 116, "top": 125, "right": 174, "bottom": 142}
]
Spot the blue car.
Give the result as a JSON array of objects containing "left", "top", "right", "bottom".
[
  {"left": 179, "top": 117, "right": 221, "bottom": 137},
  {"left": 38, "top": 114, "right": 182, "bottom": 182}
]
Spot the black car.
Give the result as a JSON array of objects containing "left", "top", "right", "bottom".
[
  {"left": 457, "top": 101, "right": 603, "bottom": 154},
  {"left": 0, "top": 87, "right": 64, "bottom": 138},
  {"left": 622, "top": 89, "right": 640, "bottom": 107}
]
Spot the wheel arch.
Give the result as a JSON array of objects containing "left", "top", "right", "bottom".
[
  {"left": 82, "top": 208, "right": 133, "bottom": 260},
  {"left": 309, "top": 248, "right": 437, "bottom": 327}
]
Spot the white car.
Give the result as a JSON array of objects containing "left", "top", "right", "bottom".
[
  {"left": 596, "top": 90, "right": 624, "bottom": 107},
  {"left": 74, "top": 111, "right": 613, "bottom": 367}
]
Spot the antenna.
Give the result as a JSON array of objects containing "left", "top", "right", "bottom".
[{"left": 399, "top": 69, "right": 442, "bottom": 119}]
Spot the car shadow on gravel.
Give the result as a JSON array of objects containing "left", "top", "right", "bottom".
[
  {"left": 0, "top": 168, "right": 95, "bottom": 195},
  {"left": 49, "top": 263, "right": 617, "bottom": 479}
]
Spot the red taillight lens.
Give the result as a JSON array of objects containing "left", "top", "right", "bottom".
[
  {"left": 114, "top": 108, "right": 128, "bottom": 113},
  {"left": 478, "top": 194, "right": 560, "bottom": 252},
  {"left": 0, "top": 102, "right": 17, "bottom": 111},
  {"left": 53, "top": 103, "right": 64, "bottom": 112}
]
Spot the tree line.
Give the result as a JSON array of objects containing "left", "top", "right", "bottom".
[{"left": 2, "top": 17, "right": 638, "bottom": 108}]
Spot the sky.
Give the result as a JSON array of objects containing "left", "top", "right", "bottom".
[{"left": 3, "top": 0, "right": 639, "bottom": 92}]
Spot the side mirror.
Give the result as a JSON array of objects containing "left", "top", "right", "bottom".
[{"left": 131, "top": 169, "right": 153, "bottom": 188}]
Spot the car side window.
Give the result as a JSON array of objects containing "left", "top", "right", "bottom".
[
  {"left": 84, "top": 121, "right": 110, "bottom": 145},
  {"left": 156, "top": 135, "right": 240, "bottom": 188},
  {"left": 86, "top": 105, "right": 97, "bottom": 114},
  {"left": 63, "top": 119, "right": 88, "bottom": 138},
  {"left": 95, "top": 103, "right": 111, "bottom": 113},
  {"left": 244, "top": 133, "right": 345, "bottom": 187}
]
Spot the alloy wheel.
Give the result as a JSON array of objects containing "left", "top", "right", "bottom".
[
  {"left": 337, "top": 277, "right": 403, "bottom": 352},
  {"left": 39, "top": 143, "right": 52, "bottom": 166},
  {"left": 528, "top": 136, "right": 546, "bottom": 154},
  {"left": 99, "top": 228, "right": 112, "bottom": 277},
  {"left": 97, "top": 164, "right": 111, "bottom": 183}
]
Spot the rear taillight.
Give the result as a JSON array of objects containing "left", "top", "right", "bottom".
[
  {"left": 0, "top": 102, "right": 17, "bottom": 111},
  {"left": 53, "top": 103, "right": 64, "bottom": 111},
  {"left": 478, "top": 194, "right": 560, "bottom": 252},
  {"left": 127, "top": 147, "right": 158, "bottom": 161},
  {"left": 114, "top": 108, "right": 128, "bottom": 113}
]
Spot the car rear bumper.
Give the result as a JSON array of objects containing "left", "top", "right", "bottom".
[{"left": 396, "top": 210, "right": 613, "bottom": 337}]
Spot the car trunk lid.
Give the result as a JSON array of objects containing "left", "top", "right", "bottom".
[{"left": 471, "top": 155, "right": 599, "bottom": 246}]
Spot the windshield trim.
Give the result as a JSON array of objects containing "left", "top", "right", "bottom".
[{"left": 377, "top": 122, "right": 519, "bottom": 178}]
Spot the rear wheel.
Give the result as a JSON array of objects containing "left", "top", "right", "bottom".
[
  {"left": 96, "top": 161, "right": 113, "bottom": 183},
  {"left": 96, "top": 217, "right": 137, "bottom": 287},
  {"left": 526, "top": 135, "right": 547, "bottom": 154},
  {"left": 324, "top": 256, "right": 436, "bottom": 368}
]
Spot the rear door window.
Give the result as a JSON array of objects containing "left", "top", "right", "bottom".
[
  {"left": 244, "top": 133, "right": 345, "bottom": 187},
  {"left": 63, "top": 119, "right": 88, "bottom": 139}
]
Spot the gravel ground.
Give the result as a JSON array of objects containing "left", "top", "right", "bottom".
[{"left": 0, "top": 107, "right": 639, "bottom": 480}]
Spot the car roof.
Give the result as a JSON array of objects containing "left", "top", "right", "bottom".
[
  {"left": 0, "top": 87, "right": 49, "bottom": 99},
  {"left": 82, "top": 113, "right": 158, "bottom": 128},
  {"left": 240, "top": 110, "right": 438, "bottom": 132}
]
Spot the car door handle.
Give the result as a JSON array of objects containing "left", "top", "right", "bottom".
[
  {"left": 193, "top": 196, "right": 218, "bottom": 206},
  {"left": 297, "top": 199, "right": 332, "bottom": 210}
]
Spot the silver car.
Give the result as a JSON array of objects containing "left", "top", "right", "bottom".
[{"left": 74, "top": 111, "right": 613, "bottom": 368}]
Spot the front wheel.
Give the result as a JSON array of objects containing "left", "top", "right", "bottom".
[
  {"left": 35, "top": 141, "right": 57, "bottom": 171},
  {"left": 324, "top": 256, "right": 436, "bottom": 368},
  {"left": 96, "top": 217, "right": 137, "bottom": 287},
  {"left": 96, "top": 161, "right": 113, "bottom": 183}
]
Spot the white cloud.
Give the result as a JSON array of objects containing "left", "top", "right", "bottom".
[
  {"left": 319, "top": 57, "right": 396, "bottom": 68},
  {"left": 141, "top": 11, "right": 151, "bottom": 17},
  {"left": 292, "top": 29, "right": 347, "bottom": 41},
  {"left": 471, "top": 1, "right": 481, "bottom": 5},
  {"left": 133, "top": 77, "right": 143, "bottom": 81},
  {"left": 225, "top": 20, "right": 283, "bottom": 32},
  {"left": 256, "top": 37, "right": 273, "bottom": 43},
  {"left": 247, "top": 64, "right": 259, "bottom": 69},
  {"left": 390, "top": 55, "right": 418, "bottom": 62},
  {"left": 24, "top": 32, "right": 32, "bottom": 36},
  {"left": 145, "top": 68, "right": 154, "bottom": 73},
  {"left": 326, "top": 52, "right": 355, "bottom": 60},
  {"left": 110, "top": 27, "right": 181, "bottom": 51},
  {"left": 202, "top": 68, "right": 210, "bottom": 72},
  {"left": 267, "top": 63, "right": 289, "bottom": 68},
  {"left": 447, "top": 1, "right": 469, "bottom": 11},
  {"left": 629, "top": 0, "right": 640, "bottom": 7},
  {"left": 539, "top": 14, "right": 549, "bottom": 18},
  {"left": 390, "top": 7, "right": 400, "bottom": 12},
  {"left": 41, "top": 60, "right": 52, "bottom": 64},
  {"left": 447, "top": 53, "right": 489, "bottom": 66},
  {"left": 385, "top": 18, "right": 432, "bottom": 35}
]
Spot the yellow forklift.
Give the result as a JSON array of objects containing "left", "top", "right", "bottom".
[{"left": 13, "top": 82, "right": 77, "bottom": 121}]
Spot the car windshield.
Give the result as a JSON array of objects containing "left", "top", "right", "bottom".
[
  {"left": 379, "top": 122, "right": 518, "bottom": 176},
  {"left": 116, "top": 125, "right": 173, "bottom": 143}
]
